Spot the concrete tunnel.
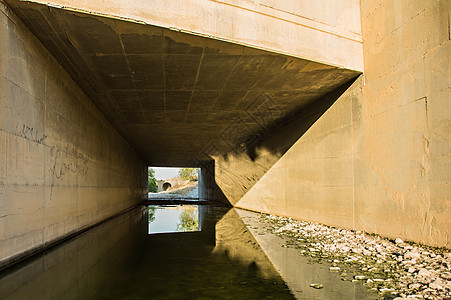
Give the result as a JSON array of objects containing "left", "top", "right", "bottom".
[
  {"left": 162, "top": 182, "right": 172, "bottom": 191},
  {"left": 1, "top": 0, "right": 449, "bottom": 268}
]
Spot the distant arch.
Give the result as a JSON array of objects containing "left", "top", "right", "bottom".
[{"left": 162, "top": 182, "right": 172, "bottom": 191}]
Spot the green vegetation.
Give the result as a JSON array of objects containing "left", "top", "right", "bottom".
[
  {"left": 148, "top": 168, "right": 158, "bottom": 193},
  {"left": 176, "top": 209, "right": 198, "bottom": 232},
  {"left": 178, "top": 168, "right": 198, "bottom": 181},
  {"left": 148, "top": 206, "right": 156, "bottom": 223}
]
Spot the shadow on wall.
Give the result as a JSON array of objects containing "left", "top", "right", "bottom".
[
  {"left": 198, "top": 161, "right": 229, "bottom": 204},
  {"left": 214, "top": 76, "right": 361, "bottom": 205}
]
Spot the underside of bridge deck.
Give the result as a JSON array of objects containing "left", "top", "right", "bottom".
[{"left": 6, "top": 0, "right": 359, "bottom": 167}]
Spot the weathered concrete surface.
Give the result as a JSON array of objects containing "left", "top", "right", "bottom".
[
  {"left": 0, "top": 2, "right": 147, "bottom": 267},
  {"left": 354, "top": 0, "right": 450, "bottom": 248},
  {"left": 13, "top": 0, "right": 363, "bottom": 71},
  {"left": 217, "top": 0, "right": 450, "bottom": 247},
  {"left": 4, "top": 0, "right": 360, "bottom": 167}
]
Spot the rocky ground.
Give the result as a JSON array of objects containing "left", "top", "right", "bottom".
[
  {"left": 258, "top": 214, "right": 451, "bottom": 300},
  {"left": 149, "top": 181, "right": 198, "bottom": 198}
]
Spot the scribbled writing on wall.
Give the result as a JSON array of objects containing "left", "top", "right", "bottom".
[
  {"left": 16, "top": 123, "right": 47, "bottom": 144},
  {"left": 50, "top": 148, "right": 89, "bottom": 181}
]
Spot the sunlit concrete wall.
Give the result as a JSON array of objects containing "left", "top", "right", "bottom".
[
  {"left": 354, "top": 0, "right": 450, "bottom": 248},
  {"left": 0, "top": 2, "right": 147, "bottom": 267},
  {"left": 22, "top": 0, "right": 363, "bottom": 71},
  {"left": 216, "top": 0, "right": 450, "bottom": 248}
]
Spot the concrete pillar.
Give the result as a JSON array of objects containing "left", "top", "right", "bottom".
[{"left": 198, "top": 161, "right": 228, "bottom": 204}]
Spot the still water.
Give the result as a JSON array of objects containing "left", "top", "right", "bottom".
[{"left": 0, "top": 205, "right": 377, "bottom": 299}]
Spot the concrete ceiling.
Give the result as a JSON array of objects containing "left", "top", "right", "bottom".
[{"left": 7, "top": 1, "right": 360, "bottom": 166}]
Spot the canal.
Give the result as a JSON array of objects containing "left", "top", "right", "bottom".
[{"left": 0, "top": 204, "right": 377, "bottom": 299}]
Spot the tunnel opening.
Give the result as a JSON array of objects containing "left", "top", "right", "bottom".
[
  {"left": 162, "top": 182, "right": 172, "bottom": 191},
  {"left": 147, "top": 166, "right": 200, "bottom": 202}
]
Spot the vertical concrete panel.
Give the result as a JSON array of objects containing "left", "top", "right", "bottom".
[
  {"left": 199, "top": 160, "right": 228, "bottom": 203},
  {"left": 354, "top": 99, "right": 430, "bottom": 239},
  {"left": 0, "top": 131, "right": 7, "bottom": 185},
  {"left": 0, "top": 2, "right": 146, "bottom": 267},
  {"left": 353, "top": 0, "right": 450, "bottom": 247},
  {"left": 424, "top": 36, "right": 451, "bottom": 245},
  {"left": 348, "top": 1, "right": 451, "bottom": 246}
]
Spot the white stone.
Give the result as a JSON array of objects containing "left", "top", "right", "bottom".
[
  {"left": 405, "top": 250, "right": 421, "bottom": 260},
  {"left": 310, "top": 283, "right": 323, "bottom": 289},
  {"left": 395, "top": 238, "right": 404, "bottom": 244},
  {"left": 418, "top": 268, "right": 431, "bottom": 277},
  {"left": 409, "top": 283, "right": 421, "bottom": 289},
  {"left": 440, "top": 272, "right": 451, "bottom": 280},
  {"left": 429, "top": 281, "right": 443, "bottom": 290}
]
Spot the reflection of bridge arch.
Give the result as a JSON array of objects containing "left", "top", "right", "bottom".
[{"left": 162, "top": 182, "right": 172, "bottom": 191}]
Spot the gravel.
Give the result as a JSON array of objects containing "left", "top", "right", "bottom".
[{"left": 259, "top": 214, "right": 451, "bottom": 300}]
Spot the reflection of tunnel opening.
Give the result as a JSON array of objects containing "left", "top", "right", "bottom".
[{"left": 162, "top": 182, "right": 172, "bottom": 191}]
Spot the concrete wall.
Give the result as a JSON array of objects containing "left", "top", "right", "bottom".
[
  {"left": 215, "top": 78, "right": 360, "bottom": 225},
  {"left": 0, "top": 2, "right": 147, "bottom": 267},
  {"left": 355, "top": 0, "right": 450, "bottom": 247},
  {"left": 199, "top": 161, "right": 228, "bottom": 203},
  {"left": 215, "top": 0, "right": 450, "bottom": 248},
  {"left": 23, "top": 0, "right": 363, "bottom": 71}
]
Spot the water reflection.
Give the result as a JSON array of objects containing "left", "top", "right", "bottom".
[
  {"left": 0, "top": 205, "right": 377, "bottom": 299},
  {"left": 148, "top": 205, "right": 199, "bottom": 234},
  {"left": 0, "top": 206, "right": 147, "bottom": 300},
  {"left": 0, "top": 205, "right": 294, "bottom": 299}
]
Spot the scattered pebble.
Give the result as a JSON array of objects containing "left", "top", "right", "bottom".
[
  {"left": 409, "top": 283, "right": 421, "bottom": 289},
  {"left": 396, "top": 238, "right": 404, "bottom": 245},
  {"left": 259, "top": 213, "right": 451, "bottom": 300},
  {"left": 310, "top": 283, "right": 323, "bottom": 289}
]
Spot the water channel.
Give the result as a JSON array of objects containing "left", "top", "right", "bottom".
[{"left": 0, "top": 204, "right": 378, "bottom": 299}]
